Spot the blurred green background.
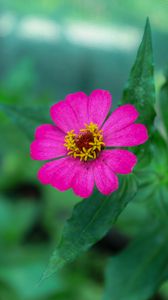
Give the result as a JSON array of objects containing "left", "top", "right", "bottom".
[{"left": 0, "top": 1, "right": 168, "bottom": 299}]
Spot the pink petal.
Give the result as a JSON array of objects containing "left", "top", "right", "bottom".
[
  {"left": 93, "top": 160, "right": 118, "bottom": 195},
  {"left": 50, "top": 100, "right": 80, "bottom": 133},
  {"left": 104, "top": 123, "right": 148, "bottom": 147},
  {"left": 38, "top": 159, "right": 61, "bottom": 184},
  {"left": 102, "top": 104, "right": 139, "bottom": 134},
  {"left": 35, "top": 124, "right": 65, "bottom": 140},
  {"left": 71, "top": 162, "right": 94, "bottom": 198},
  {"left": 100, "top": 150, "right": 137, "bottom": 174},
  {"left": 88, "top": 90, "right": 112, "bottom": 127},
  {"left": 66, "top": 92, "right": 89, "bottom": 128},
  {"left": 38, "top": 157, "right": 77, "bottom": 191},
  {"left": 30, "top": 139, "right": 66, "bottom": 160}
]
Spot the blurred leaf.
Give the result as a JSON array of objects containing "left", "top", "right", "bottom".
[
  {"left": 0, "top": 104, "right": 50, "bottom": 139},
  {"left": 0, "top": 197, "right": 38, "bottom": 245},
  {"left": 2, "top": 59, "right": 37, "bottom": 94},
  {"left": 42, "top": 175, "right": 137, "bottom": 279},
  {"left": 122, "top": 18, "right": 156, "bottom": 134},
  {"left": 0, "top": 247, "right": 63, "bottom": 300},
  {"left": 160, "top": 281, "right": 168, "bottom": 299},
  {"left": 104, "top": 225, "right": 168, "bottom": 300},
  {"left": 116, "top": 201, "right": 149, "bottom": 237},
  {"left": 0, "top": 282, "right": 19, "bottom": 300},
  {"left": 134, "top": 132, "right": 168, "bottom": 215},
  {"left": 159, "top": 71, "right": 168, "bottom": 140}
]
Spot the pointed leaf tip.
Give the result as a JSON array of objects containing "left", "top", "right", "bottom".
[
  {"left": 122, "top": 18, "right": 155, "bottom": 134},
  {"left": 42, "top": 175, "right": 137, "bottom": 280}
]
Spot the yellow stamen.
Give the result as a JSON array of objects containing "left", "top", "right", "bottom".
[{"left": 64, "top": 122, "right": 105, "bottom": 161}]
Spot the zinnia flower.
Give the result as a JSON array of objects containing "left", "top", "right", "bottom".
[{"left": 30, "top": 90, "right": 148, "bottom": 198}]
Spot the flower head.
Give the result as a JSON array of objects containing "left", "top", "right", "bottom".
[
  {"left": 64, "top": 122, "right": 105, "bottom": 161},
  {"left": 30, "top": 90, "right": 148, "bottom": 198}
]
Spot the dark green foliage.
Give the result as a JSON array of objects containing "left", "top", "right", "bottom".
[
  {"left": 122, "top": 18, "right": 156, "bottom": 134},
  {"left": 0, "top": 104, "right": 50, "bottom": 139},
  {"left": 104, "top": 225, "right": 168, "bottom": 300},
  {"left": 103, "top": 19, "right": 168, "bottom": 300},
  {"left": 43, "top": 175, "right": 137, "bottom": 279},
  {"left": 159, "top": 71, "right": 168, "bottom": 140}
]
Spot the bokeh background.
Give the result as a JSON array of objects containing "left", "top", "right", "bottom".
[{"left": 0, "top": 1, "right": 168, "bottom": 300}]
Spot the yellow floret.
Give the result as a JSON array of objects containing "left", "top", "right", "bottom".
[{"left": 64, "top": 122, "right": 105, "bottom": 161}]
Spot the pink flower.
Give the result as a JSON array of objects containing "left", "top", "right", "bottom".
[{"left": 30, "top": 90, "right": 148, "bottom": 198}]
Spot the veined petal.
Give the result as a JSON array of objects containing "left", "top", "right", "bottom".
[
  {"left": 93, "top": 160, "right": 118, "bottom": 195},
  {"left": 38, "top": 157, "right": 77, "bottom": 191},
  {"left": 100, "top": 150, "right": 137, "bottom": 174},
  {"left": 88, "top": 90, "right": 112, "bottom": 127},
  {"left": 71, "top": 162, "right": 94, "bottom": 198},
  {"left": 102, "top": 104, "right": 139, "bottom": 134},
  {"left": 30, "top": 139, "right": 66, "bottom": 160},
  {"left": 50, "top": 100, "right": 80, "bottom": 133},
  {"left": 104, "top": 123, "right": 148, "bottom": 147},
  {"left": 35, "top": 124, "right": 65, "bottom": 140},
  {"left": 66, "top": 92, "right": 89, "bottom": 128}
]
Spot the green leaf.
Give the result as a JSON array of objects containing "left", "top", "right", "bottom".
[
  {"left": 0, "top": 196, "right": 38, "bottom": 245},
  {"left": 159, "top": 71, "right": 168, "bottom": 140},
  {"left": 0, "top": 247, "right": 63, "bottom": 300},
  {"left": 42, "top": 175, "right": 137, "bottom": 279},
  {"left": 0, "top": 103, "right": 50, "bottom": 139},
  {"left": 103, "top": 225, "right": 168, "bottom": 300},
  {"left": 134, "top": 132, "right": 168, "bottom": 213},
  {"left": 122, "top": 18, "right": 156, "bottom": 134}
]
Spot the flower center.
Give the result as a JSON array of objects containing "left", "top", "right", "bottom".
[{"left": 64, "top": 122, "right": 105, "bottom": 161}]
